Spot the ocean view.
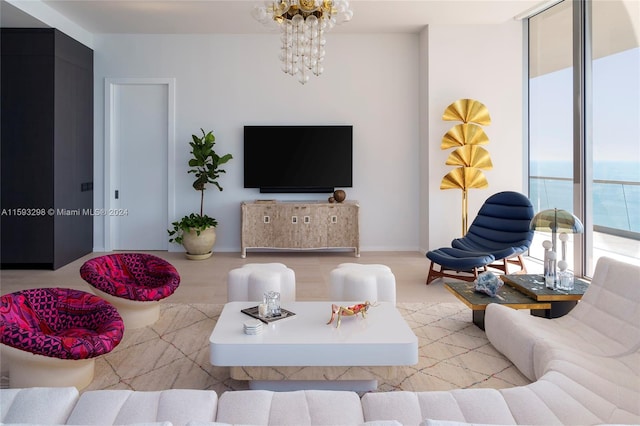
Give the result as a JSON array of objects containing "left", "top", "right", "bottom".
[
  {"left": 531, "top": 161, "right": 640, "bottom": 182},
  {"left": 530, "top": 161, "right": 640, "bottom": 234}
]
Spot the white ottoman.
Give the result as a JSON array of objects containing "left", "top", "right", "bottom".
[
  {"left": 329, "top": 263, "right": 396, "bottom": 305},
  {"left": 227, "top": 263, "right": 296, "bottom": 302}
]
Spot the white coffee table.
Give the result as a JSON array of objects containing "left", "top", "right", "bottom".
[{"left": 209, "top": 301, "right": 418, "bottom": 390}]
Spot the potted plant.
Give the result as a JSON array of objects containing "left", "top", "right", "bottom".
[{"left": 168, "top": 129, "right": 232, "bottom": 259}]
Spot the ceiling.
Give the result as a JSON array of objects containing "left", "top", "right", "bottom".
[{"left": 2, "top": 0, "right": 547, "bottom": 35}]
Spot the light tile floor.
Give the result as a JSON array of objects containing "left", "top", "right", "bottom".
[{"left": 0, "top": 250, "right": 543, "bottom": 305}]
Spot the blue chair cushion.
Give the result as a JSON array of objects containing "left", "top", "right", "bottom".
[
  {"left": 450, "top": 191, "right": 534, "bottom": 258},
  {"left": 426, "top": 247, "right": 495, "bottom": 270}
]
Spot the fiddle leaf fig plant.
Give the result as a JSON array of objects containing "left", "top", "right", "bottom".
[
  {"left": 168, "top": 128, "right": 232, "bottom": 245},
  {"left": 167, "top": 213, "right": 218, "bottom": 245}
]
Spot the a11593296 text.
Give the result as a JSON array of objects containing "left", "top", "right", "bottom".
[{"left": 1, "top": 208, "right": 129, "bottom": 217}]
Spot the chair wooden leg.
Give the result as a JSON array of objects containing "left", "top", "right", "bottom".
[
  {"left": 426, "top": 261, "right": 438, "bottom": 285},
  {"left": 485, "top": 256, "right": 528, "bottom": 275},
  {"left": 426, "top": 261, "right": 481, "bottom": 285},
  {"left": 473, "top": 267, "right": 479, "bottom": 280}
]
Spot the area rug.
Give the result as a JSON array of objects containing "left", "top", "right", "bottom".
[{"left": 78, "top": 303, "right": 529, "bottom": 394}]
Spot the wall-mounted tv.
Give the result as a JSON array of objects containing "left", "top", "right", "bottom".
[{"left": 244, "top": 125, "right": 353, "bottom": 193}]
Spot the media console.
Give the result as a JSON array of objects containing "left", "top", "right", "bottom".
[{"left": 241, "top": 201, "right": 360, "bottom": 258}]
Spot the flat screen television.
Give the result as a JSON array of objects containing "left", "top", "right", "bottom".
[{"left": 244, "top": 125, "right": 353, "bottom": 193}]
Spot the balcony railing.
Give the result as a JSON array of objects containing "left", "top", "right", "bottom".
[
  {"left": 530, "top": 176, "right": 640, "bottom": 240},
  {"left": 529, "top": 176, "right": 640, "bottom": 272}
]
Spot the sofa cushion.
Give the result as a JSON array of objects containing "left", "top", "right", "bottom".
[
  {"left": 361, "top": 391, "right": 429, "bottom": 425},
  {"left": 419, "top": 420, "right": 500, "bottom": 426},
  {"left": 501, "top": 370, "right": 640, "bottom": 425},
  {"left": 0, "top": 387, "right": 79, "bottom": 424},
  {"left": 185, "top": 422, "right": 401, "bottom": 426},
  {"left": 563, "top": 257, "right": 640, "bottom": 354},
  {"left": 533, "top": 341, "right": 640, "bottom": 414},
  {"left": 66, "top": 389, "right": 217, "bottom": 426},
  {"left": 215, "top": 390, "right": 364, "bottom": 426},
  {"left": 1, "top": 423, "right": 171, "bottom": 426},
  {"left": 541, "top": 370, "right": 640, "bottom": 424},
  {"left": 361, "top": 389, "right": 516, "bottom": 426},
  {"left": 498, "top": 381, "right": 565, "bottom": 425}
]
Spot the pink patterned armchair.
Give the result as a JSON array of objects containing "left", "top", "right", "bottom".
[
  {"left": 0, "top": 287, "right": 124, "bottom": 389},
  {"left": 79, "top": 253, "right": 180, "bottom": 329}
]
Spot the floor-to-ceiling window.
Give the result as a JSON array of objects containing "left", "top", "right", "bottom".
[
  {"left": 589, "top": 0, "right": 640, "bottom": 272},
  {"left": 528, "top": 1, "right": 575, "bottom": 269},
  {"left": 528, "top": 0, "right": 640, "bottom": 276}
]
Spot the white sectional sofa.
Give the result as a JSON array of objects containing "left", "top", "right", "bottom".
[
  {"left": 2, "top": 257, "right": 638, "bottom": 425},
  {"left": 485, "top": 256, "right": 640, "bottom": 381}
]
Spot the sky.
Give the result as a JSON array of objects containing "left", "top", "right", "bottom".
[{"left": 530, "top": 47, "right": 640, "bottom": 169}]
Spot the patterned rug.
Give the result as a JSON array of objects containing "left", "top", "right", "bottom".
[{"left": 78, "top": 303, "right": 530, "bottom": 394}]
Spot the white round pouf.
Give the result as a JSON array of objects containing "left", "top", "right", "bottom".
[
  {"left": 227, "top": 263, "right": 296, "bottom": 302},
  {"left": 329, "top": 263, "right": 396, "bottom": 305}
]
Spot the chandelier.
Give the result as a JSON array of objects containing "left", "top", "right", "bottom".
[{"left": 253, "top": 1, "right": 353, "bottom": 84}]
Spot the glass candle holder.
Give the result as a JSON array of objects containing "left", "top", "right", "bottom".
[
  {"left": 557, "top": 270, "right": 574, "bottom": 291},
  {"left": 263, "top": 291, "right": 281, "bottom": 317},
  {"left": 258, "top": 303, "right": 268, "bottom": 318}
]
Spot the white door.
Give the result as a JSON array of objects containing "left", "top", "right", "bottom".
[{"left": 105, "top": 79, "right": 175, "bottom": 250}]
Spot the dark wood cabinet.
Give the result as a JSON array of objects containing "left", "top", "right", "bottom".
[{"left": 1, "top": 29, "right": 93, "bottom": 269}]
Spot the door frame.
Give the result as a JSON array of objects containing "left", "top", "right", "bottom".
[{"left": 104, "top": 78, "right": 176, "bottom": 251}]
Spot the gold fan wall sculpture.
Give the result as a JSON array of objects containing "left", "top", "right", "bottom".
[{"left": 440, "top": 99, "right": 493, "bottom": 236}]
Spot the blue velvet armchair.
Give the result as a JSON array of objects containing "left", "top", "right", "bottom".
[{"left": 426, "top": 191, "right": 535, "bottom": 284}]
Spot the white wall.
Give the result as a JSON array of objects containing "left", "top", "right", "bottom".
[
  {"left": 93, "top": 33, "right": 422, "bottom": 252},
  {"left": 422, "top": 22, "right": 526, "bottom": 251},
  {"left": 94, "top": 23, "right": 526, "bottom": 255}
]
